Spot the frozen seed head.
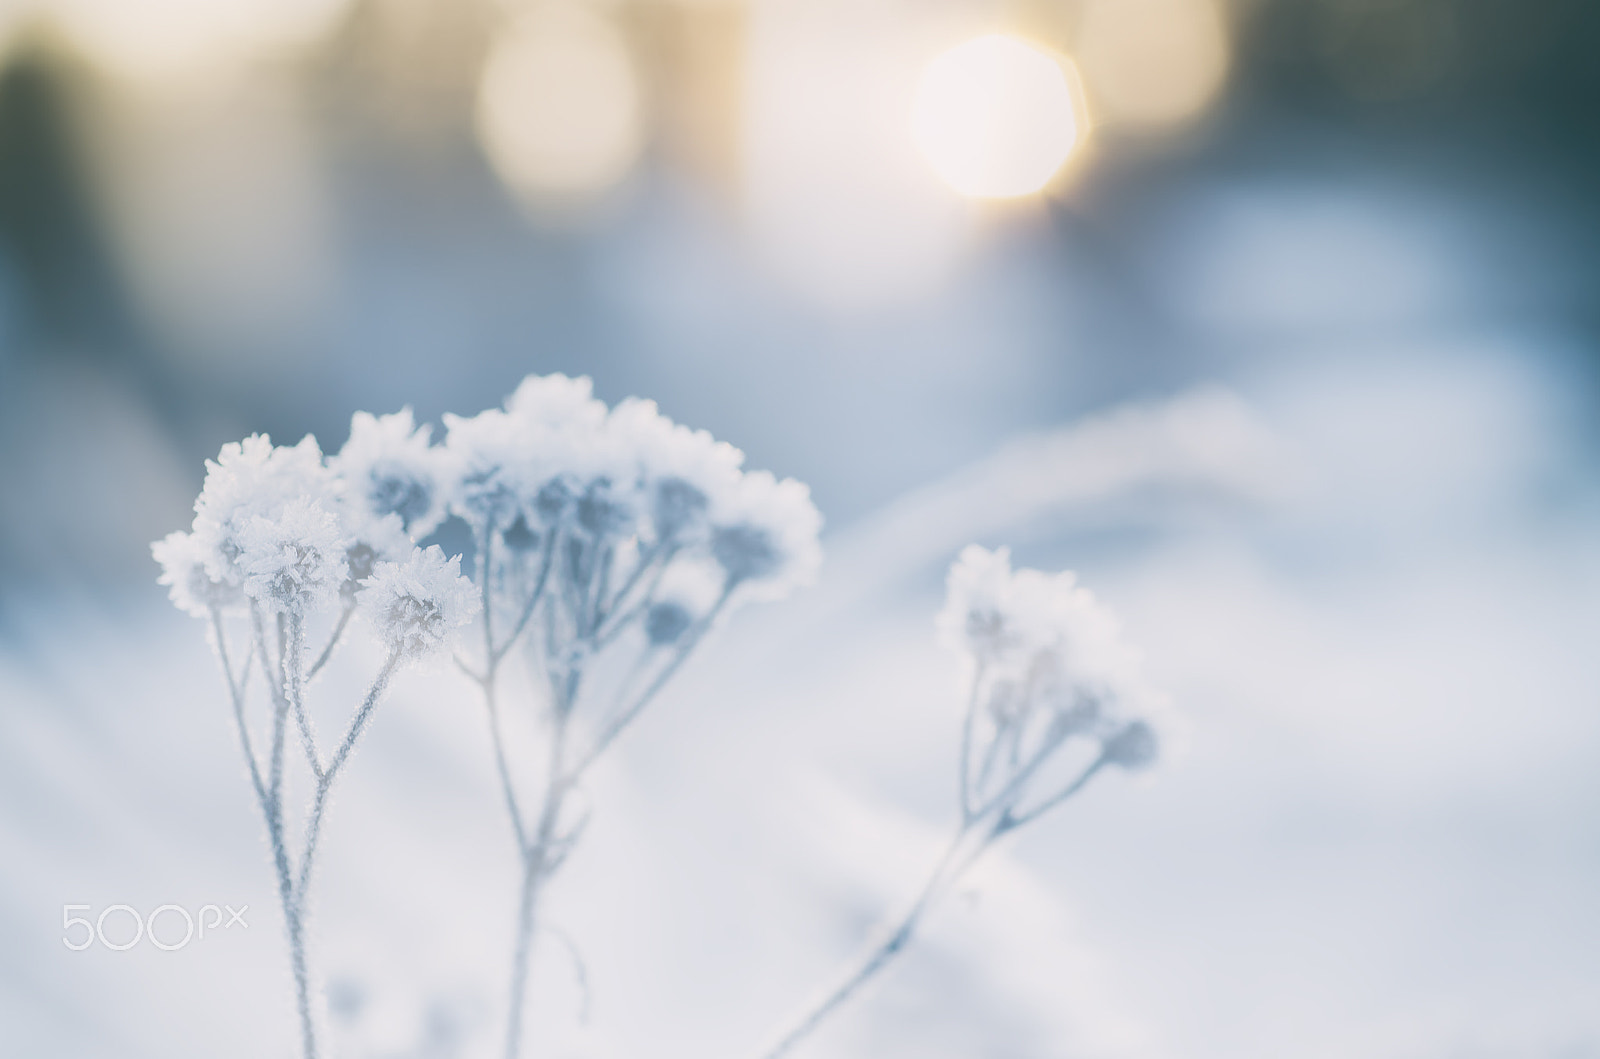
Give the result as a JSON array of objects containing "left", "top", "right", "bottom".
[
  {"left": 941, "top": 545, "right": 1162, "bottom": 767},
  {"left": 644, "top": 600, "right": 694, "bottom": 646},
  {"left": 237, "top": 497, "right": 350, "bottom": 617},
  {"left": 441, "top": 375, "right": 619, "bottom": 534},
  {"left": 333, "top": 408, "right": 445, "bottom": 537},
  {"left": 359, "top": 545, "right": 479, "bottom": 660},
  {"left": 152, "top": 530, "right": 245, "bottom": 618},
  {"left": 708, "top": 471, "right": 823, "bottom": 599},
  {"left": 501, "top": 513, "right": 542, "bottom": 553},
  {"left": 1101, "top": 719, "right": 1158, "bottom": 770},
  {"left": 651, "top": 477, "right": 709, "bottom": 545},
  {"left": 607, "top": 398, "right": 744, "bottom": 546},
  {"left": 575, "top": 478, "right": 636, "bottom": 540},
  {"left": 190, "top": 434, "right": 339, "bottom": 587},
  {"left": 441, "top": 406, "right": 528, "bottom": 532},
  {"left": 340, "top": 513, "right": 414, "bottom": 602}
]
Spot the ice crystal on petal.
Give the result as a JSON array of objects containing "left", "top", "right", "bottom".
[
  {"left": 333, "top": 408, "right": 445, "bottom": 537},
  {"left": 237, "top": 497, "right": 349, "bottom": 616},
  {"left": 360, "top": 545, "right": 479, "bottom": 660},
  {"left": 152, "top": 530, "right": 245, "bottom": 618}
]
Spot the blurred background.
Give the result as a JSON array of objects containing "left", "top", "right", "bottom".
[{"left": 2, "top": 0, "right": 1599, "bottom": 1056}]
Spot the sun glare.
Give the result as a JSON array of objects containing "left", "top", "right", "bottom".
[{"left": 910, "top": 34, "right": 1082, "bottom": 200}]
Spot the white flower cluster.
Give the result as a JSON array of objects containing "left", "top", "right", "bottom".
[
  {"left": 440, "top": 374, "right": 822, "bottom": 631},
  {"left": 939, "top": 546, "right": 1159, "bottom": 821},
  {"left": 153, "top": 427, "right": 475, "bottom": 661}
]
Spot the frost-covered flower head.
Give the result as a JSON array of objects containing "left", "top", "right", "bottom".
[
  {"left": 332, "top": 408, "right": 445, "bottom": 538},
  {"left": 442, "top": 375, "right": 618, "bottom": 534},
  {"left": 338, "top": 512, "right": 415, "bottom": 603},
  {"left": 152, "top": 530, "right": 246, "bottom": 618},
  {"left": 236, "top": 497, "right": 350, "bottom": 617},
  {"left": 940, "top": 546, "right": 1159, "bottom": 772},
  {"left": 607, "top": 398, "right": 745, "bottom": 548},
  {"left": 191, "top": 434, "right": 340, "bottom": 588},
  {"left": 359, "top": 545, "right": 479, "bottom": 660},
  {"left": 708, "top": 470, "right": 824, "bottom": 600}
]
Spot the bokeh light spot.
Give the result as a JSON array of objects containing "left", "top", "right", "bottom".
[
  {"left": 911, "top": 34, "right": 1081, "bottom": 200},
  {"left": 1075, "top": 0, "right": 1229, "bottom": 128},
  {"left": 476, "top": 4, "right": 643, "bottom": 208}
]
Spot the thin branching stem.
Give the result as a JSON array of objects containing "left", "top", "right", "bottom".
[
  {"left": 998, "top": 753, "right": 1108, "bottom": 833},
  {"left": 971, "top": 715, "right": 1071, "bottom": 822},
  {"left": 493, "top": 532, "right": 558, "bottom": 665},
  {"left": 484, "top": 676, "right": 529, "bottom": 854},
  {"left": 568, "top": 584, "right": 733, "bottom": 783},
  {"left": 759, "top": 823, "right": 990, "bottom": 1059},
  {"left": 504, "top": 673, "right": 576, "bottom": 1059},
  {"left": 295, "top": 653, "right": 400, "bottom": 906},
  {"left": 213, "top": 609, "right": 268, "bottom": 809},
  {"left": 595, "top": 541, "right": 668, "bottom": 632},
  {"left": 592, "top": 550, "right": 674, "bottom": 650},
  {"left": 306, "top": 603, "right": 354, "bottom": 681},
  {"left": 285, "top": 613, "right": 325, "bottom": 781},
  {"left": 759, "top": 712, "right": 1111, "bottom": 1058},
  {"left": 957, "top": 664, "right": 984, "bottom": 824}
]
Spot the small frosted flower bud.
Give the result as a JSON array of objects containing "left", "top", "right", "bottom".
[
  {"left": 1055, "top": 691, "right": 1102, "bottom": 735},
  {"left": 340, "top": 513, "right": 413, "bottom": 603},
  {"left": 501, "top": 513, "right": 541, "bottom": 553},
  {"left": 333, "top": 408, "right": 444, "bottom": 537},
  {"left": 576, "top": 478, "right": 635, "bottom": 539},
  {"left": 359, "top": 545, "right": 479, "bottom": 660},
  {"left": 191, "top": 434, "right": 339, "bottom": 587},
  {"left": 644, "top": 600, "right": 694, "bottom": 646},
  {"left": 652, "top": 477, "right": 710, "bottom": 545},
  {"left": 940, "top": 545, "right": 1167, "bottom": 785},
  {"left": 606, "top": 397, "right": 744, "bottom": 547},
  {"left": 711, "top": 523, "right": 782, "bottom": 584},
  {"left": 533, "top": 477, "right": 575, "bottom": 523},
  {"left": 938, "top": 545, "right": 1024, "bottom": 662},
  {"left": 152, "top": 531, "right": 245, "bottom": 618},
  {"left": 707, "top": 470, "right": 822, "bottom": 599},
  {"left": 237, "top": 497, "right": 350, "bottom": 616},
  {"left": 441, "top": 407, "right": 528, "bottom": 532},
  {"left": 1101, "top": 720, "right": 1158, "bottom": 770}
]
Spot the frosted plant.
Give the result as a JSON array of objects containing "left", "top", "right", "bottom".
[
  {"left": 153, "top": 431, "right": 475, "bottom": 1059},
  {"left": 439, "top": 375, "right": 822, "bottom": 1059},
  {"left": 760, "top": 545, "right": 1161, "bottom": 1059}
]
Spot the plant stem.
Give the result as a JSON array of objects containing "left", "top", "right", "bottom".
[
  {"left": 759, "top": 825, "right": 987, "bottom": 1059},
  {"left": 504, "top": 696, "right": 572, "bottom": 1059}
]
